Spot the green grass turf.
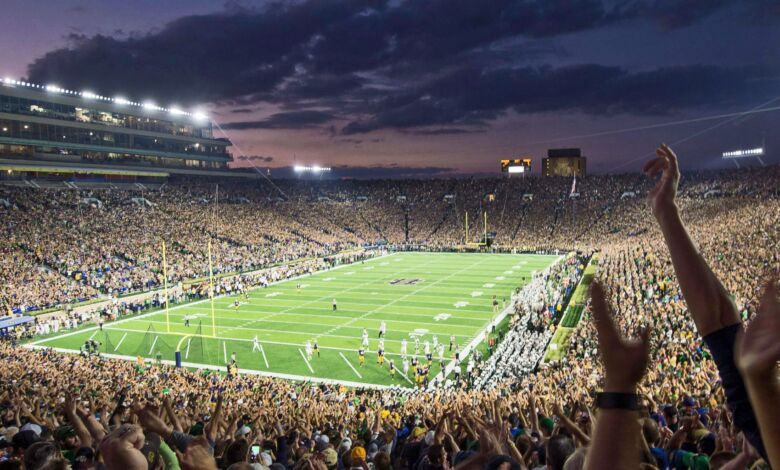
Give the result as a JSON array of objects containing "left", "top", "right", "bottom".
[{"left": 32, "top": 252, "right": 557, "bottom": 387}]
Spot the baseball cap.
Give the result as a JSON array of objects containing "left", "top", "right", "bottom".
[
  {"left": 235, "top": 426, "right": 251, "bottom": 438},
  {"left": 20, "top": 423, "right": 43, "bottom": 437},
  {"left": 366, "top": 443, "right": 378, "bottom": 460},
  {"left": 351, "top": 446, "right": 366, "bottom": 461},
  {"left": 321, "top": 448, "right": 338, "bottom": 467},
  {"left": 12, "top": 430, "right": 41, "bottom": 450},
  {"left": 55, "top": 425, "right": 77, "bottom": 441},
  {"left": 315, "top": 434, "right": 330, "bottom": 452}
]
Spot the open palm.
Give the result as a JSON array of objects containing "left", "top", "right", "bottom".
[
  {"left": 590, "top": 281, "right": 651, "bottom": 393},
  {"left": 643, "top": 144, "right": 680, "bottom": 216},
  {"left": 736, "top": 280, "right": 780, "bottom": 379}
]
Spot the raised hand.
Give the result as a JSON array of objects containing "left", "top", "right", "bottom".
[
  {"left": 736, "top": 280, "right": 780, "bottom": 379},
  {"left": 174, "top": 436, "right": 218, "bottom": 470},
  {"left": 99, "top": 424, "right": 148, "bottom": 470},
  {"left": 590, "top": 281, "right": 651, "bottom": 393},
  {"left": 643, "top": 143, "right": 680, "bottom": 217}
]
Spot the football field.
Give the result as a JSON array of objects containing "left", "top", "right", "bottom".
[{"left": 32, "top": 252, "right": 557, "bottom": 387}]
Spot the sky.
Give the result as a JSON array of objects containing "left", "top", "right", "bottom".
[{"left": 1, "top": 0, "right": 779, "bottom": 177}]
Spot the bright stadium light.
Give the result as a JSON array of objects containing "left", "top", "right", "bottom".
[
  {"left": 722, "top": 147, "right": 764, "bottom": 158},
  {"left": 169, "top": 107, "right": 185, "bottom": 116},
  {"left": 193, "top": 110, "right": 208, "bottom": 121},
  {"left": 294, "top": 165, "right": 331, "bottom": 173},
  {"left": 82, "top": 90, "right": 98, "bottom": 99},
  {"left": 45, "top": 84, "right": 60, "bottom": 92},
  {"left": 114, "top": 97, "right": 130, "bottom": 105},
  {"left": 143, "top": 101, "right": 157, "bottom": 110}
]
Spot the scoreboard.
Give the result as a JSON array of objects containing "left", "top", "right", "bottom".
[{"left": 500, "top": 158, "right": 532, "bottom": 175}]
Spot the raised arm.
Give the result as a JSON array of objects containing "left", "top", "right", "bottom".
[
  {"left": 644, "top": 144, "right": 766, "bottom": 459},
  {"left": 584, "top": 282, "right": 650, "bottom": 470},
  {"left": 736, "top": 280, "right": 780, "bottom": 468},
  {"left": 643, "top": 144, "right": 739, "bottom": 335}
]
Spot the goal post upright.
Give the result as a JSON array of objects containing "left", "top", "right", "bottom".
[
  {"left": 465, "top": 211, "right": 469, "bottom": 243},
  {"left": 208, "top": 239, "right": 217, "bottom": 338},
  {"left": 162, "top": 240, "right": 170, "bottom": 333},
  {"left": 484, "top": 210, "right": 487, "bottom": 244}
]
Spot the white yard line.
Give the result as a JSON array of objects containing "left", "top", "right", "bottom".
[
  {"left": 88, "top": 331, "right": 97, "bottom": 340},
  {"left": 298, "top": 349, "right": 314, "bottom": 373},
  {"left": 148, "top": 336, "right": 159, "bottom": 355},
  {"left": 259, "top": 344, "right": 269, "bottom": 368},
  {"left": 114, "top": 332, "right": 128, "bottom": 351},
  {"left": 399, "top": 368, "right": 414, "bottom": 386},
  {"left": 185, "top": 338, "right": 192, "bottom": 359},
  {"left": 339, "top": 352, "right": 362, "bottom": 379}
]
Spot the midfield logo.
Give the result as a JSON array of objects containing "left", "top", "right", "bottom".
[{"left": 389, "top": 278, "right": 423, "bottom": 285}]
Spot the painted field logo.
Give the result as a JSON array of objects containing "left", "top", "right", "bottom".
[{"left": 389, "top": 278, "right": 423, "bottom": 285}]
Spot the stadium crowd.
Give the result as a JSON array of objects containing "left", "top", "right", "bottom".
[{"left": 1, "top": 147, "right": 780, "bottom": 469}]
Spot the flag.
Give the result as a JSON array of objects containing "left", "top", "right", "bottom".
[{"left": 570, "top": 175, "right": 577, "bottom": 196}]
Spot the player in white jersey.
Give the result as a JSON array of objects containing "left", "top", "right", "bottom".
[
  {"left": 432, "top": 335, "right": 438, "bottom": 350},
  {"left": 424, "top": 341, "right": 431, "bottom": 355},
  {"left": 414, "top": 337, "right": 420, "bottom": 354},
  {"left": 361, "top": 329, "right": 370, "bottom": 349},
  {"left": 305, "top": 341, "right": 313, "bottom": 360},
  {"left": 400, "top": 339, "right": 408, "bottom": 356},
  {"left": 438, "top": 343, "right": 445, "bottom": 361},
  {"left": 379, "top": 321, "right": 386, "bottom": 338},
  {"left": 252, "top": 336, "right": 261, "bottom": 352},
  {"left": 402, "top": 357, "right": 410, "bottom": 377}
]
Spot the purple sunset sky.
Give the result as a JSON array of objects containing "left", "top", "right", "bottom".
[{"left": 2, "top": 0, "right": 779, "bottom": 177}]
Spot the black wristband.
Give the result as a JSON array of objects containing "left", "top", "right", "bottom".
[{"left": 595, "top": 392, "right": 640, "bottom": 410}]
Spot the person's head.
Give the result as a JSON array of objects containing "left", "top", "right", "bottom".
[
  {"left": 426, "top": 444, "right": 446, "bottom": 466},
  {"left": 641, "top": 418, "right": 661, "bottom": 447},
  {"left": 697, "top": 432, "right": 717, "bottom": 456},
  {"left": 24, "top": 441, "right": 61, "bottom": 470},
  {"left": 546, "top": 435, "right": 575, "bottom": 470},
  {"left": 373, "top": 452, "right": 391, "bottom": 470},
  {"left": 350, "top": 446, "right": 366, "bottom": 464},
  {"left": 54, "top": 425, "right": 79, "bottom": 449},
  {"left": 225, "top": 438, "right": 250, "bottom": 466},
  {"left": 484, "top": 455, "right": 522, "bottom": 470}
]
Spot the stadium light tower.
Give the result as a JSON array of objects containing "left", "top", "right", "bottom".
[
  {"left": 294, "top": 165, "right": 332, "bottom": 179},
  {"left": 722, "top": 143, "right": 766, "bottom": 168}
]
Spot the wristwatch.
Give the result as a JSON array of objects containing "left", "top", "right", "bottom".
[{"left": 595, "top": 392, "right": 640, "bottom": 410}]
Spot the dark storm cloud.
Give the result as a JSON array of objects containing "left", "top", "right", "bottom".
[
  {"left": 221, "top": 110, "right": 336, "bottom": 130},
  {"left": 24, "top": 0, "right": 776, "bottom": 135},
  {"left": 341, "top": 64, "right": 780, "bottom": 134},
  {"left": 399, "top": 128, "right": 488, "bottom": 136}
]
